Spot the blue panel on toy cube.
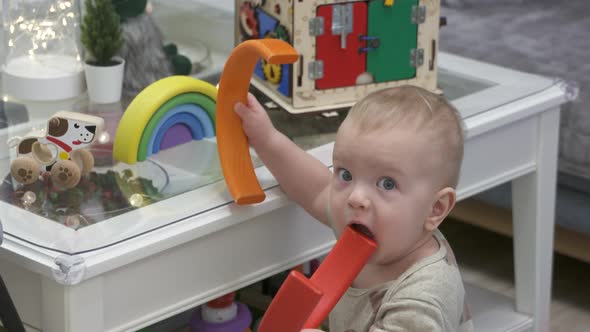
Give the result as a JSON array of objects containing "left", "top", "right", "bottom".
[
  {"left": 255, "top": 61, "right": 265, "bottom": 80},
  {"left": 255, "top": 9, "right": 279, "bottom": 80},
  {"left": 277, "top": 64, "right": 291, "bottom": 97},
  {"left": 257, "top": 9, "right": 278, "bottom": 37}
]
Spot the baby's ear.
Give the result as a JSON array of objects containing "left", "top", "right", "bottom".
[{"left": 425, "top": 187, "right": 456, "bottom": 232}]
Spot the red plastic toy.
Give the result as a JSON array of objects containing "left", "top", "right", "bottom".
[{"left": 258, "top": 225, "right": 377, "bottom": 332}]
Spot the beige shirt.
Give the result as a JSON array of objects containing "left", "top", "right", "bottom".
[{"left": 329, "top": 230, "right": 474, "bottom": 332}]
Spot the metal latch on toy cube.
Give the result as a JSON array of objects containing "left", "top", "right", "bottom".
[
  {"left": 412, "top": 5, "right": 426, "bottom": 24},
  {"left": 332, "top": 3, "right": 353, "bottom": 49},
  {"left": 309, "top": 17, "right": 324, "bottom": 36},
  {"left": 410, "top": 49, "right": 424, "bottom": 68},
  {"left": 359, "top": 35, "right": 380, "bottom": 53},
  {"left": 308, "top": 61, "right": 324, "bottom": 80}
]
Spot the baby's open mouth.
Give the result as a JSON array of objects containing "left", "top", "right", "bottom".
[{"left": 350, "top": 223, "right": 375, "bottom": 241}]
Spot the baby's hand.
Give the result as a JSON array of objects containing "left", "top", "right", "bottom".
[
  {"left": 301, "top": 329, "right": 324, "bottom": 332},
  {"left": 234, "top": 93, "right": 276, "bottom": 150}
]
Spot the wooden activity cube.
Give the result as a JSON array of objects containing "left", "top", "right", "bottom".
[{"left": 236, "top": 0, "right": 441, "bottom": 113}]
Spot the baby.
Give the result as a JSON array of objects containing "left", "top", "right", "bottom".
[{"left": 235, "top": 85, "right": 474, "bottom": 331}]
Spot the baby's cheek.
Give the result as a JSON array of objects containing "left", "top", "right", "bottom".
[
  {"left": 328, "top": 200, "right": 345, "bottom": 228},
  {"left": 329, "top": 194, "right": 344, "bottom": 214},
  {"left": 333, "top": 179, "right": 350, "bottom": 191}
]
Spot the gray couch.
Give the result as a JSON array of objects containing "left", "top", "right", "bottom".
[{"left": 440, "top": 1, "right": 590, "bottom": 236}]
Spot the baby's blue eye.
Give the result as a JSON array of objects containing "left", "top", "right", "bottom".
[
  {"left": 338, "top": 168, "right": 352, "bottom": 182},
  {"left": 377, "top": 177, "right": 396, "bottom": 190}
]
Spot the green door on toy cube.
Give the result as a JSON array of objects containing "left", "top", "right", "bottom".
[{"left": 367, "top": 0, "right": 418, "bottom": 83}]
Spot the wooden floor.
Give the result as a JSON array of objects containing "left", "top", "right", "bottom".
[{"left": 440, "top": 219, "right": 590, "bottom": 332}]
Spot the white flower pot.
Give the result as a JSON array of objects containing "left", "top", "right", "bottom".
[{"left": 84, "top": 57, "right": 125, "bottom": 104}]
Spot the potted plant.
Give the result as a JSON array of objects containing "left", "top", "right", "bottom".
[{"left": 80, "top": 0, "right": 124, "bottom": 104}]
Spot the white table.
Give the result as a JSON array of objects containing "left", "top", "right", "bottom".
[{"left": 0, "top": 10, "right": 571, "bottom": 330}]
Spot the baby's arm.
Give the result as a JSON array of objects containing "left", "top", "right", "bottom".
[{"left": 234, "top": 93, "right": 332, "bottom": 225}]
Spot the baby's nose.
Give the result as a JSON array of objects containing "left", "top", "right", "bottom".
[{"left": 348, "top": 187, "right": 370, "bottom": 209}]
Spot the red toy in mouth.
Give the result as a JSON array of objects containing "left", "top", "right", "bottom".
[
  {"left": 72, "top": 140, "right": 81, "bottom": 145},
  {"left": 258, "top": 225, "right": 377, "bottom": 332},
  {"left": 349, "top": 223, "right": 375, "bottom": 241}
]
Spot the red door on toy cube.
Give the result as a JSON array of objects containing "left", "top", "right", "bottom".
[{"left": 315, "top": 2, "right": 367, "bottom": 90}]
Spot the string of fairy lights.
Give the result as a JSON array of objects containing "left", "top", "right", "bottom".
[{"left": 4, "top": 0, "right": 81, "bottom": 60}]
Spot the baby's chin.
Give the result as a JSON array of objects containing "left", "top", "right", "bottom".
[{"left": 365, "top": 252, "right": 380, "bottom": 265}]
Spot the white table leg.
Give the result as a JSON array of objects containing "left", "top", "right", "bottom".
[
  {"left": 41, "top": 276, "right": 104, "bottom": 332},
  {"left": 511, "top": 108, "right": 561, "bottom": 332}
]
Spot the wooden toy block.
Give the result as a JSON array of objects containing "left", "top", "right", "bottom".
[
  {"left": 257, "top": 225, "right": 377, "bottom": 332},
  {"left": 112, "top": 76, "right": 217, "bottom": 164},
  {"left": 216, "top": 39, "right": 298, "bottom": 205},
  {"left": 258, "top": 270, "right": 322, "bottom": 332},
  {"left": 236, "top": 0, "right": 441, "bottom": 113}
]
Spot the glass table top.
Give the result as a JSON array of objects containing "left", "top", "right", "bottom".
[{"left": 0, "top": 52, "right": 558, "bottom": 255}]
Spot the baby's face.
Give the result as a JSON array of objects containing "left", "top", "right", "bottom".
[{"left": 329, "top": 120, "right": 441, "bottom": 265}]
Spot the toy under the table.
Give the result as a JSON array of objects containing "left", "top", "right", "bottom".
[{"left": 190, "top": 292, "right": 252, "bottom": 332}]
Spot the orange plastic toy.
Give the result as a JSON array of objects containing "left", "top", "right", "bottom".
[
  {"left": 216, "top": 39, "right": 299, "bottom": 205},
  {"left": 258, "top": 225, "right": 377, "bottom": 332}
]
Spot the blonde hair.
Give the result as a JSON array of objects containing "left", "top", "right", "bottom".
[{"left": 346, "top": 85, "right": 464, "bottom": 188}]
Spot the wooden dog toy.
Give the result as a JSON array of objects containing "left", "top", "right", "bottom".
[{"left": 10, "top": 111, "right": 105, "bottom": 189}]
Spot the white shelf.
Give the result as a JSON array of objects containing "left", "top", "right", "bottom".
[{"left": 467, "top": 283, "right": 533, "bottom": 332}]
